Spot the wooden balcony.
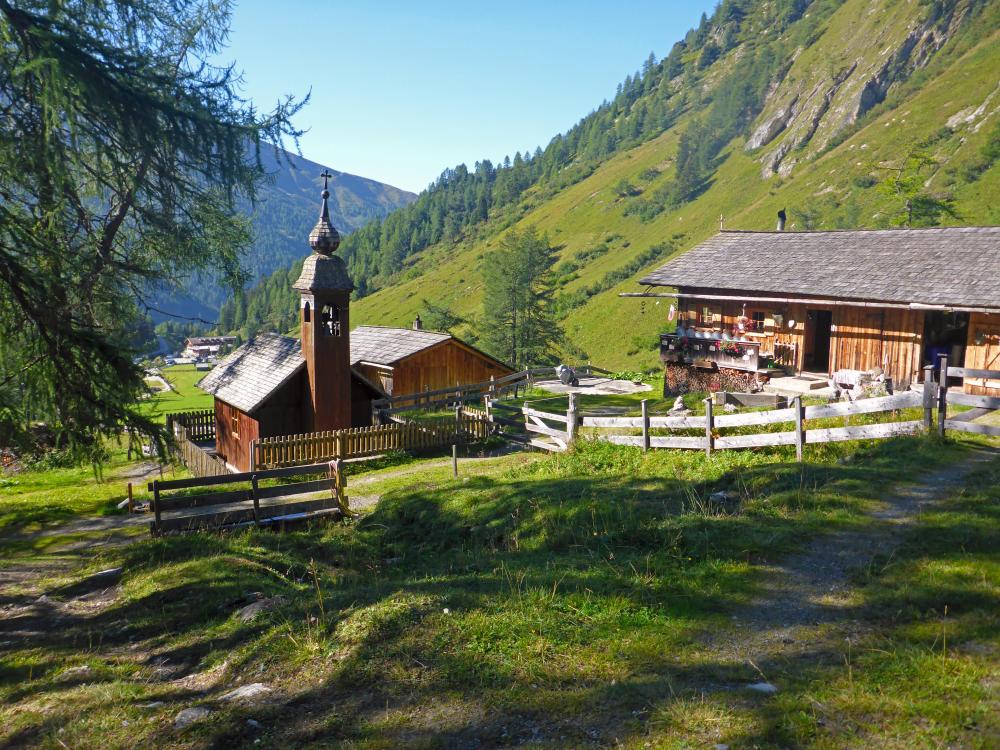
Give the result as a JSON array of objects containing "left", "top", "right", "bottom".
[{"left": 659, "top": 333, "right": 784, "bottom": 374}]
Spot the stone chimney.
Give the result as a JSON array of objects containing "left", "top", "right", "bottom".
[
  {"left": 776, "top": 209, "right": 787, "bottom": 231},
  {"left": 413, "top": 315, "right": 422, "bottom": 331}
]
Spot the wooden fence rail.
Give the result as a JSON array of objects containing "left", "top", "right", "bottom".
[
  {"left": 495, "top": 362, "right": 1000, "bottom": 458},
  {"left": 166, "top": 409, "right": 215, "bottom": 442},
  {"left": 252, "top": 410, "right": 491, "bottom": 469},
  {"left": 174, "top": 425, "right": 228, "bottom": 478}
]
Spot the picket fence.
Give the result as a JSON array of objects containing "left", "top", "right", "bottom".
[{"left": 251, "top": 411, "right": 491, "bottom": 469}]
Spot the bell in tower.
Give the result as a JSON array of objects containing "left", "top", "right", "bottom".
[{"left": 293, "top": 171, "right": 354, "bottom": 432}]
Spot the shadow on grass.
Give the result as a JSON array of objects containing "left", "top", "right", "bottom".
[{"left": 1, "top": 437, "right": 995, "bottom": 748}]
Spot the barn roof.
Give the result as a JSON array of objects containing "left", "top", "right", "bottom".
[
  {"left": 198, "top": 333, "right": 384, "bottom": 414},
  {"left": 639, "top": 227, "right": 1000, "bottom": 309},
  {"left": 350, "top": 326, "right": 452, "bottom": 366},
  {"left": 197, "top": 333, "right": 304, "bottom": 414}
]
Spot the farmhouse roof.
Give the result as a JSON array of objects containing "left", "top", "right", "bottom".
[
  {"left": 639, "top": 227, "right": 1000, "bottom": 309},
  {"left": 349, "top": 326, "right": 453, "bottom": 366},
  {"left": 197, "top": 333, "right": 304, "bottom": 414},
  {"left": 198, "top": 333, "right": 384, "bottom": 414}
]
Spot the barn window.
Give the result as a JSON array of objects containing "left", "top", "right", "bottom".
[
  {"left": 320, "top": 304, "right": 341, "bottom": 336},
  {"left": 700, "top": 306, "right": 718, "bottom": 326},
  {"left": 231, "top": 414, "right": 239, "bottom": 438},
  {"left": 303, "top": 301, "right": 311, "bottom": 323},
  {"left": 750, "top": 310, "right": 766, "bottom": 331}
]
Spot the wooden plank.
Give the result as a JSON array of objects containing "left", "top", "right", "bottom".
[
  {"left": 256, "top": 498, "right": 333, "bottom": 520},
  {"left": 805, "top": 420, "right": 924, "bottom": 444},
  {"left": 947, "top": 367, "right": 1000, "bottom": 380},
  {"left": 527, "top": 438, "right": 562, "bottom": 452},
  {"left": 254, "top": 478, "right": 336, "bottom": 500},
  {"left": 582, "top": 416, "right": 644, "bottom": 428},
  {"left": 713, "top": 407, "right": 798, "bottom": 428},
  {"left": 715, "top": 431, "right": 799, "bottom": 449},
  {"left": 943, "top": 419, "right": 1000, "bottom": 437},
  {"left": 648, "top": 415, "right": 708, "bottom": 429},
  {"left": 804, "top": 391, "right": 922, "bottom": 420},
  {"left": 489, "top": 401, "right": 521, "bottom": 412},
  {"left": 149, "top": 462, "right": 332, "bottom": 491},
  {"left": 947, "top": 392, "right": 1000, "bottom": 409},
  {"left": 155, "top": 507, "right": 258, "bottom": 533},
  {"left": 526, "top": 421, "right": 569, "bottom": 441},
  {"left": 523, "top": 407, "right": 569, "bottom": 424},
  {"left": 156, "top": 488, "right": 252, "bottom": 510},
  {"left": 603, "top": 434, "right": 706, "bottom": 449}
]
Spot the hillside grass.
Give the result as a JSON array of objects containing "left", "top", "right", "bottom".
[
  {"left": 351, "top": 10, "right": 1000, "bottom": 372},
  {"left": 2, "top": 433, "right": 996, "bottom": 748},
  {"left": 139, "top": 365, "right": 214, "bottom": 423}
]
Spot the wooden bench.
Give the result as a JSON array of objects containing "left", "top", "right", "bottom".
[{"left": 148, "top": 461, "right": 347, "bottom": 536}]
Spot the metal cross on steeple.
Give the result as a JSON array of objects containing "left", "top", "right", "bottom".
[{"left": 320, "top": 170, "right": 333, "bottom": 192}]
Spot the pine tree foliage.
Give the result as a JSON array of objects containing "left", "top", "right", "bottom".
[
  {"left": 480, "top": 228, "right": 561, "bottom": 370},
  {"left": 0, "top": 0, "right": 302, "bottom": 457}
]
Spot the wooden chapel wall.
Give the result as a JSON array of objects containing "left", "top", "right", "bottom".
[{"left": 964, "top": 312, "right": 1000, "bottom": 395}]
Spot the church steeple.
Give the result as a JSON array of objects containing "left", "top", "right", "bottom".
[{"left": 294, "top": 172, "right": 353, "bottom": 432}]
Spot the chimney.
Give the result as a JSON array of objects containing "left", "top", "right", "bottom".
[
  {"left": 413, "top": 315, "right": 422, "bottom": 331},
  {"left": 776, "top": 209, "right": 787, "bottom": 232}
]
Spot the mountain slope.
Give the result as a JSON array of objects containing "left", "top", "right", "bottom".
[
  {"left": 151, "top": 146, "right": 415, "bottom": 321},
  {"left": 231, "top": 0, "right": 1000, "bottom": 368}
]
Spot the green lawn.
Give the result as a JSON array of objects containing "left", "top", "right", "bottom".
[
  {"left": 140, "top": 364, "right": 214, "bottom": 423},
  {"left": 1, "top": 433, "right": 996, "bottom": 748}
]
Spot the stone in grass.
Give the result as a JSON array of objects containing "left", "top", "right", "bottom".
[
  {"left": 220, "top": 683, "right": 273, "bottom": 703},
  {"left": 174, "top": 706, "right": 211, "bottom": 729},
  {"left": 235, "top": 596, "right": 287, "bottom": 623},
  {"left": 747, "top": 681, "right": 778, "bottom": 694},
  {"left": 58, "top": 665, "right": 92, "bottom": 681}
]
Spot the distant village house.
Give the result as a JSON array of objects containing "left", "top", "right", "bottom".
[{"left": 183, "top": 336, "right": 236, "bottom": 359}]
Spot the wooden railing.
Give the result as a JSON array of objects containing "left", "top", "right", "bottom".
[
  {"left": 477, "top": 359, "right": 1000, "bottom": 457},
  {"left": 174, "top": 424, "right": 228, "bottom": 478},
  {"left": 371, "top": 364, "right": 613, "bottom": 417},
  {"left": 149, "top": 461, "right": 346, "bottom": 536},
  {"left": 166, "top": 409, "right": 215, "bottom": 442},
  {"left": 252, "top": 411, "right": 492, "bottom": 469}
]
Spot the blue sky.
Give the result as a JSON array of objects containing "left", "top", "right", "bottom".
[{"left": 223, "top": 1, "right": 716, "bottom": 193}]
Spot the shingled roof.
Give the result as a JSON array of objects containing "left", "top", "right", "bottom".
[
  {"left": 198, "top": 333, "right": 304, "bottom": 413},
  {"left": 350, "top": 326, "right": 452, "bottom": 366},
  {"left": 640, "top": 227, "right": 1000, "bottom": 310}
]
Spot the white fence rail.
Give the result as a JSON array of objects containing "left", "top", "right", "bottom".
[{"left": 491, "top": 361, "right": 999, "bottom": 459}]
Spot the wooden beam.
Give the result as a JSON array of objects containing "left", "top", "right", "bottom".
[{"left": 619, "top": 292, "right": 1000, "bottom": 315}]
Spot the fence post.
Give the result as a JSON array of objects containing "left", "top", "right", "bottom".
[
  {"left": 937, "top": 353, "right": 949, "bottom": 438},
  {"left": 794, "top": 395, "right": 804, "bottom": 463},
  {"left": 484, "top": 396, "right": 492, "bottom": 423},
  {"left": 249, "top": 439, "right": 257, "bottom": 472},
  {"left": 566, "top": 392, "right": 579, "bottom": 446},
  {"left": 922, "top": 364, "right": 936, "bottom": 431},
  {"left": 337, "top": 431, "right": 347, "bottom": 460},
  {"left": 455, "top": 403, "right": 462, "bottom": 442},
  {"left": 452, "top": 444, "right": 458, "bottom": 477},
  {"left": 704, "top": 397, "right": 714, "bottom": 457},
  {"left": 641, "top": 399, "right": 650, "bottom": 453}
]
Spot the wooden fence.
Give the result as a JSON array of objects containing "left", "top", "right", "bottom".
[
  {"left": 371, "top": 364, "right": 613, "bottom": 417},
  {"left": 251, "top": 410, "right": 491, "bottom": 469},
  {"left": 149, "top": 461, "right": 347, "bottom": 536},
  {"left": 495, "top": 361, "right": 1000, "bottom": 457},
  {"left": 166, "top": 409, "right": 215, "bottom": 442},
  {"left": 174, "top": 424, "right": 228, "bottom": 477}
]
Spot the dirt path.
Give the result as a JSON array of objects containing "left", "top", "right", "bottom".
[{"left": 705, "top": 446, "right": 999, "bottom": 665}]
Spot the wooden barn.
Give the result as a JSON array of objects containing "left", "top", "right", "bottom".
[
  {"left": 636, "top": 226, "right": 1000, "bottom": 396},
  {"left": 351, "top": 318, "right": 513, "bottom": 397}
]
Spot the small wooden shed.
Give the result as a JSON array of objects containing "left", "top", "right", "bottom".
[
  {"left": 637, "top": 226, "right": 1000, "bottom": 395},
  {"left": 350, "top": 322, "right": 513, "bottom": 397}
]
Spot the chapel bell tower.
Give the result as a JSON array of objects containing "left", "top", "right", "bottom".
[{"left": 293, "top": 171, "right": 353, "bottom": 431}]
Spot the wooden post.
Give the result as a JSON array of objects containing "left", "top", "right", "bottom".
[
  {"left": 455, "top": 404, "right": 462, "bottom": 442},
  {"left": 704, "top": 397, "right": 714, "bottom": 457},
  {"left": 641, "top": 399, "right": 650, "bottom": 453},
  {"left": 452, "top": 444, "right": 458, "bottom": 478},
  {"left": 126, "top": 482, "right": 134, "bottom": 513},
  {"left": 794, "top": 395, "right": 804, "bottom": 463},
  {"left": 250, "top": 474, "right": 260, "bottom": 527},
  {"left": 249, "top": 439, "right": 257, "bottom": 472},
  {"left": 922, "top": 364, "right": 935, "bottom": 431},
  {"left": 566, "top": 392, "right": 579, "bottom": 446},
  {"left": 152, "top": 479, "right": 161, "bottom": 535},
  {"left": 484, "top": 397, "right": 492, "bottom": 424},
  {"left": 937, "top": 353, "right": 949, "bottom": 438},
  {"left": 337, "top": 431, "right": 347, "bottom": 460}
]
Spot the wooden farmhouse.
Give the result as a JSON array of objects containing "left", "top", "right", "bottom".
[
  {"left": 638, "top": 226, "right": 1000, "bottom": 396},
  {"left": 351, "top": 318, "right": 513, "bottom": 397}
]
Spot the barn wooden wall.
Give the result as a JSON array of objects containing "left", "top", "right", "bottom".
[
  {"left": 363, "top": 341, "right": 512, "bottom": 397},
  {"left": 214, "top": 399, "right": 260, "bottom": 473},
  {"left": 964, "top": 312, "right": 1000, "bottom": 395},
  {"left": 676, "top": 290, "right": 925, "bottom": 386}
]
